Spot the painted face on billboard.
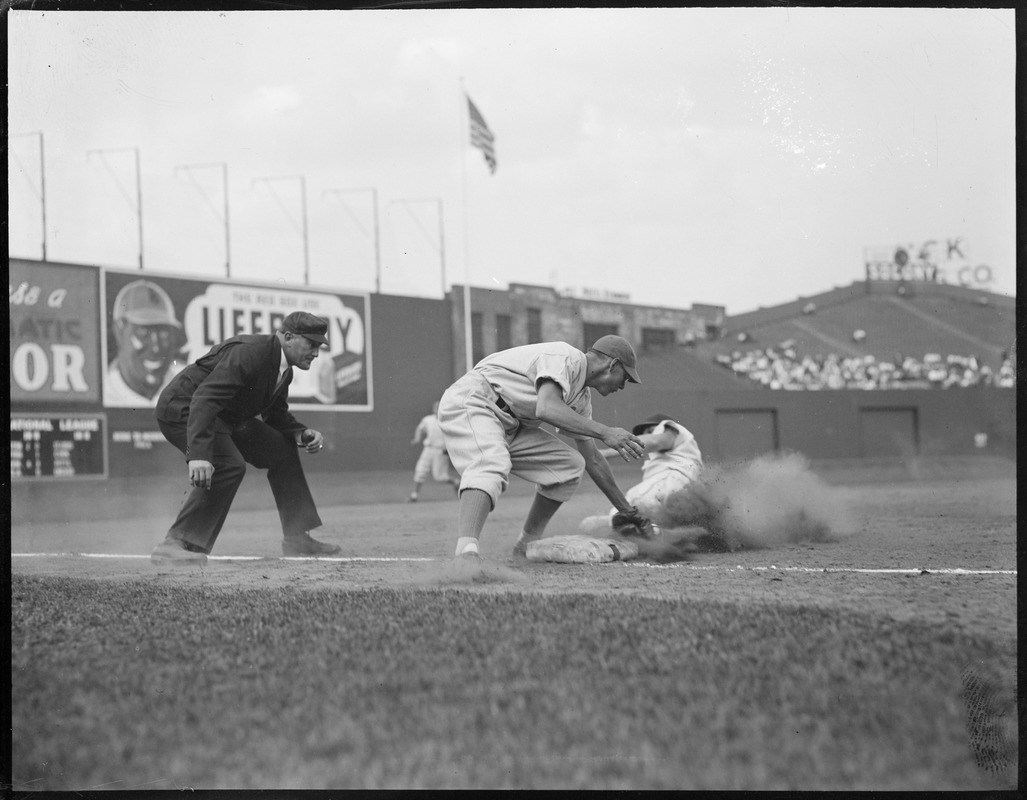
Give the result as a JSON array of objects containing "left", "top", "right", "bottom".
[
  {"left": 114, "top": 322, "right": 182, "bottom": 398},
  {"left": 110, "top": 280, "right": 184, "bottom": 400}
]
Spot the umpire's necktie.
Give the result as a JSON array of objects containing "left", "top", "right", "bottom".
[{"left": 275, "top": 366, "right": 292, "bottom": 394}]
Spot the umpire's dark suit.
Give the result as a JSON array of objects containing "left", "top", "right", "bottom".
[{"left": 155, "top": 333, "right": 321, "bottom": 553}]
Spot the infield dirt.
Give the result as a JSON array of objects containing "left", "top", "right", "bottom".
[{"left": 11, "top": 468, "right": 1016, "bottom": 644}]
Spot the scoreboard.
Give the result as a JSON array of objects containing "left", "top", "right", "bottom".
[{"left": 11, "top": 414, "right": 108, "bottom": 480}]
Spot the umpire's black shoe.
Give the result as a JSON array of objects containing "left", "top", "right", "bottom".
[
  {"left": 282, "top": 532, "right": 341, "bottom": 557},
  {"left": 151, "top": 537, "right": 208, "bottom": 565}
]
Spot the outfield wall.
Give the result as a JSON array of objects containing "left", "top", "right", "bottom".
[{"left": 598, "top": 385, "right": 1016, "bottom": 462}]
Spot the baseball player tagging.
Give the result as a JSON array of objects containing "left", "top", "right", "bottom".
[{"left": 437, "top": 335, "right": 656, "bottom": 559}]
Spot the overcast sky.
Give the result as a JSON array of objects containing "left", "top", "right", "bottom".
[{"left": 7, "top": 7, "right": 1017, "bottom": 314}]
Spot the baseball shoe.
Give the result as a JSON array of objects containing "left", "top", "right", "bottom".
[
  {"left": 282, "top": 532, "right": 341, "bottom": 557},
  {"left": 512, "top": 534, "right": 539, "bottom": 558},
  {"left": 615, "top": 520, "right": 662, "bottom": 540},
  {"left": 407, "top": 494, "right": 419, "bottom": 503},
  {"left": 454, "top": 538, "right": 481, "bottom": 561},
  {"left": 151, "top": 537, "right": 208, "bottom": 565},
  {"left": 579, "top": 514, "right": 616, "bottom": 536}
]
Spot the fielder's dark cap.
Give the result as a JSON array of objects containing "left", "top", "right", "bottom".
[
  {"left": 632, "top": 412, "right": 676, "bottom": 435},
  {"left": 590, "top": 334, "right": 641, "bottom": 383},
  {"left": 281, "top": 311, "right": 329, "bottom": 346}
]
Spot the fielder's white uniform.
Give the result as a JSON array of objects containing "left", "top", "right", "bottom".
[
  {"left": 607, "top": 418, "right": 703, "bottom": 523},
  {"left": 437, "top": 342, "right": 593, "bottom": 508},
  {"left": 412, "top": 413, "right": 457, "bottom": 483}
]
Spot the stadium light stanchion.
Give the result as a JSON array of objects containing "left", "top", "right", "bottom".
[
  {"left": 87, "top": 146, "right": 144, "bottom": 269},
  {"left": 252, "top": 175, "right": 310, "bottom": 286},
  {"left": 11, "top": 131, "right": 47, "bottom": 260},
  {"left": 322, "top": 187, "right": 381, "bottom": 294},
  {"left": 174, "top": 162, "right": 232, "bottom": 278},
  {"left": 387, "top": 197, "right": 446, "bottom": 298}
]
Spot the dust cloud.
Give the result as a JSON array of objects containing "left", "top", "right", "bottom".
[
  {"left": 664, "top": 452, "right": 861, "bottom": 551},
  {"left": 402, "top": 555, "right": 531, "bottom": 586}
]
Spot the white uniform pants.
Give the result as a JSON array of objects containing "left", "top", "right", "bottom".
[
  {"left": 412, "top": 447, "right": 458, "bottom": 484},
  {"left": 438, "top": 371, "right": 585, "bottom": 509},
  {"left": 610, "top": 467, "right": 699, "bottom": 526},
  {"left": 413, "top": 446, "right": 457, "bottom": 483}
]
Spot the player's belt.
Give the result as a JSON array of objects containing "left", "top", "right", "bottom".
[{"left": 477, "top": 373, "right": 512, "bottom": 414}]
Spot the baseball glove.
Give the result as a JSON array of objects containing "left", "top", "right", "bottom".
[{"left": 612, "top": 506, "right": 660, "bottom": 539}]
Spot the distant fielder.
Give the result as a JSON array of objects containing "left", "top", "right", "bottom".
[{"left": 408, "top": 401, "right": 459, "bottom": 502}]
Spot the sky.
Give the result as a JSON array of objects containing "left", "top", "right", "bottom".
[{"left": 7, "top": 7, "right": 1017, "bottom": 314}]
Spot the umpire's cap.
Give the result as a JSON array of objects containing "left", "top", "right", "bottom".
[
  {"left": 113, "top": 280, "right": 182, "bottom": 328},
  {"left": 632, "top": 413, "right": 675, "bottom": 435},
  {"left": 589, "top": 334, "right": 641, "bottom": 383},
  {"left": 281, "top": 311, "right": 329, "bottom": 346}
]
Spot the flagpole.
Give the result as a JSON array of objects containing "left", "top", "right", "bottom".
[{"left": 459, "top": 78, "right": 474, "bottom": 373}]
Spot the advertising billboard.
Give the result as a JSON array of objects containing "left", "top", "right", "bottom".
[
  {"left": 9, "top": 260, "right": 103, "bottom": 405},
  {"left": 102, "top": 270, "right": 373, "bottom": 410},
  {"left": 863, "top": 237, "right": 994, "bottom": 289}
]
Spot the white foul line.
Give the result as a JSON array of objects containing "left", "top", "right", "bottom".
[
  {"left": 624, "top": 563, "right": 1016, "bottom": 575},
  {"left": 9, "top": 552, "right": 1015, "bottom": 574},
  {"left": 11, "top": 553, "right": 435, "bottom": 563}
]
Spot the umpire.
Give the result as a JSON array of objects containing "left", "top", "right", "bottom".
[{"left": 150, "top": 311, "right": 340, "bottom": 564}]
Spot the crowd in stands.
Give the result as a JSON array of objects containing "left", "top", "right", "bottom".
[{"left": 716, "top": 342, "right": 1016, "bottom": 390}]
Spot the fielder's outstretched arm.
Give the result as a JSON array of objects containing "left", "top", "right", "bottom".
[
  {"left": 576, "top": 438, "right": 633, "bottom": 513},
  {"left": 598, "top": 429, "right": 674, "bottom": 459},
  {"left": 534, "top": 381, "right": 645, "bottom": 460}
]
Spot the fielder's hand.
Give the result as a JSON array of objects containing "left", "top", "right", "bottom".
[
  {"left": 297, "top": 428, "right": 324, "bottom": 453},
  {"left": 612, "top": 506, "right": 660, "bottom": 539},
  {"left": 188, "top": 460, "right": 215, "bottom": 490},
  {"left": 601, "top": 427, "right": 645, "bottom": 461}
]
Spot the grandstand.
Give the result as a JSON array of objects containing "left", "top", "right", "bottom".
[
  {"left": 682, "top": 280, "right": 1015, "bottom": 391},
  {"left": 711, "top": 280, "right": 1013, "bottom": 365},
  {"left": 626, "top": 344, "right": 761, "bottom": 392}
]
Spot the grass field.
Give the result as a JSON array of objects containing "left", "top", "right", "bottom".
[{"left": 8, "top": 463, "right": 1019, "bottom": 790}]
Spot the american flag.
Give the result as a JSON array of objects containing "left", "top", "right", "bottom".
[{"left": 467, "top": 95, "right": 497, "bottom": 174}]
